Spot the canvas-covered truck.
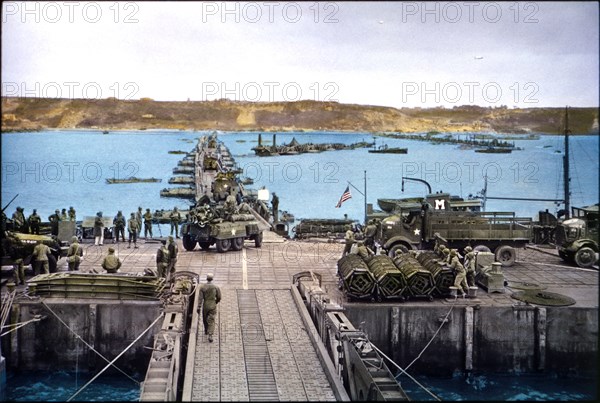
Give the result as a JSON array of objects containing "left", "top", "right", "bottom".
[
  {"left": 374, "top": 193, "right": 532, "bottom": 266},
  {"left": 555, "top": 204, "right": 599, "bottom": 268},
  {"left": 181, "top": 204, "right": 263, "bottom": 253}
]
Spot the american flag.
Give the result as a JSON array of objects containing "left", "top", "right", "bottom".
[{"left": 335, "top": 186, "right": 352, "bottom": 208}]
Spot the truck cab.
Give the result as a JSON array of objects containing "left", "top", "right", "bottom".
[{"left": 556, "top": 204, "right": 599, "bottom": 268}]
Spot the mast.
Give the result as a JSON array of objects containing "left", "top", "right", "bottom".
[{"left": 563, "top": 106, "right": 571, "bottom": 218}]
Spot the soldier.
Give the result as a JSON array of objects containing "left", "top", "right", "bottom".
[
  {"left": 167, "top": 235, "right": 178, "bottom": 282},
  {"left": 143, "top": 208, "right": 154, "bottom": 239},
  {"left": 342, "top": 225, "right": 355, "bottom": 257},
  {"left": 60, "top": 208, "right": 68, "bottom": 221},
  {"left": 197, "top": 273, "right": 221, "bottom": 342},
  {"left": 271, "top": 192, "right": 279, "bottom": 223},
  {"left": 32, "top": 240, "right": 51, "bottom": 275},
  {"left": 68, "top": 206, "right": 76, "bottom": 221},
  {"left": 441, "top": 246, "right": 452, "bottom": 265},
  {"left": 170, "top": 207, "right": 181, "bottom": 238},
  {"left": 12, "top": 258, "right": 25, "bottom": 285},
  {"left": 223, "top": 192, "right": 238, "bottom": 222},
  {"left": 364, "top": 219, "right": 378, "bottom": 250},
  {"left": 28, "top": 209, "right": 41, "bottom": 235},
  {"left": 94, "top": 212, "right": 105, "bottom": 246},
  {"left": 433, "top": 233, "right": 446, "bottom": 256},
  {"left": 449, "top": 249, "right": 469, "bottom": 296},
  {"left": 12, "top": 207, "right": 27, "bottom": 233},
  {"left": 156, "top": 240, "right": 170, "bottom": 278},
  {"left": 67, "top": 236, "right": 83, "bottom": 271},
  {"left": 101, "top": 247, "right": 122, "bottom": 273},
  {"left": 356, "top": 240, "right": 374, "bottom": 261},
  {"left": 48, "top": 209, "right": 61, "bottom": 236},
  {"left": 127, "top": 212, "right": 139, "bottom": 249},
  {"left": 463, "top": 246, "right": 476, "bottom": 287},
  {"left": 136, "top": 207, "right": 143, "bottom": 237},
  {"left": 113, "top": 211, "right": 126, "bottom": 243}
]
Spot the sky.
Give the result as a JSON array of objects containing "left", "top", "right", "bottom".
[{"left": 2, "top": 1, "right": 599, "bottom": 108}]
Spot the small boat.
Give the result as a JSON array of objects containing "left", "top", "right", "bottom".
[
  {"left": 168, "top": 150, "right": 188, "bottom": 154},
  {"left": 368, "top": 145, "right": 407, "bottom": 154},
  {"left": 474, "top": 147, "right": 513, "bottom": 154},
  {"left": 241, "top": 177, "right": 254, "bottom": 185},
  {"left": 169, "top": 176, "right": 194, "bottom": 184},
  {"left": 102, "top": 130, "right": 109, "bottom": 134},
  {"left": 160, "top": 187, "right": 195, "bottom": 198},
  {"left": 106, "top": 177, "right": 162, "bottom": 184}
]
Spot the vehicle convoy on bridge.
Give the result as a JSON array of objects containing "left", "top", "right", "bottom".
[
  {"left": 555, "top": 204, "right": 599, "bottom": 268},
  {"left": 375, "top": 192, "right": 532, "bottom": 266}
]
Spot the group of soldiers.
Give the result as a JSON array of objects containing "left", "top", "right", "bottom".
[
  {"left": 433, "top": 234, "right": 477, "bottom": 297},
  {"left": 341, "top": 219, "right": 380, "bottom": 258},
  {"left": 95, "top": 207, "right": 182, "bottom": 248},
  {"left": 9, "top": 206, "right": 76, "bottom": 236}
]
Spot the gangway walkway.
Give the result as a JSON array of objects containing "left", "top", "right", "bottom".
[{"left": 182, "top": 287, "right": 339, "bottom": 401}]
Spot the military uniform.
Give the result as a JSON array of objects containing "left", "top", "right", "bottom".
[
  {"left": 128, "top": 213, "right": 139, "bottom": 248},
  {"left": 342, "top": 228, "right": 355, "bottom": 257},
  {"left": 271, "top": 193, "right": 279, "bottom": 223},
  {"left": 67, "top": 236, "right": 83, "bottom": 271},
  {"left": 48, "top": 209, "right": 61, "bottom": 236},
  {"left": 32, "top": 241, "right": 51, "bottom": 275},
  {"left": 60, "top": 209, "right": 68, "bottom": 221},
  {"left": 94, "top": 212, "right": 105, "bottom": 246},
  {"left": 223, "top": 195, "right": 238, "bottom": 222},
  {"left": 356, "top": 241, "right": 374, "bottom": 261},
  {"left": 143, "top": 209, "right": 154, "bottom": 239},
  {"left": 102, "top": 248, "right": 122, "bottom": 273},
  {"left": 198, "top": 273, "right": 221, "bottom": 342},
  {"left": 12, "top": 207, "right": 27, "bottom": 233},
  {"left": 113, "top": 211, "right": 126, "bottom": 243},
  {"left": 156, "top": 241, "right": 170, "bottom": 278},
  {"left": 13, "top": 258, "right": 25, "bottom": 285},
  {"left": 364, "top": 220, "right": 377, "bottom": 250},
  {"left": 28, "top": 209, "right": 41, "bottom": 235},
  {"left": 136, "top": 207, "right": 143, "bottom": 237},
  {"left": 463, "top": 246, "right": 476, "bottom": 287},
  {"left": 68, "top": 206, "right": 76, "bottom": 222},
  {"left": 170, "top": 208, "right": 181, "bottom": 238},
  {"left": 167, "top": 236, "right": 178, "bottom": 281},
  {"left": 450, "top": 250, "right": 469, "bottom": 295}
]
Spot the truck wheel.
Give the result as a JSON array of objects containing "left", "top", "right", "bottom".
[
  {"left": 495, "top": 245, "right": 516, "bottom": 267},
  {"left": 474, "top": 245, "right": 492, "bottom": 253},
  {"left": 182, "top": 235, "right": 197, "bottom": 251},
  {"left": 387, "top": 243, "right": 408, "bottom": 258},
  {"left": 199, "top": 241, "right": 211, "bottom": 251},
  {"left": 574, "top": 247, "right": 597, "bottom": 268},
  {"left": 231, "top": 237, "right": 244, "bottom": 251},
  {"left": 254, "top": 232, "right": 263, "bottom": 248},
  {"left": 216, "top": 239, "right": 231, "bottom": 253}
]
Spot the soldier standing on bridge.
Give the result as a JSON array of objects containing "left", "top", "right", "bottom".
[
  {"left": 363, "top": 219, "right": 378, "bottom": 251},
  {"left": 156, "top": 240, "right": 170, "bottom": 278},
  {"left": 136, "top": 207, "right": 143, "bottom": 238},
  {"left": 48, "top": 209, "right": 61, "bottom": 236},
  {"left": 94, "top": 212, "right": 105, "bottom": 246},
  {"left": 67, "top": 236, "right": 83, "bottom": 271},
  {"left": 143, "top": 208, "right": 154, "bottom": 239},
  {"left": 342, "top": 225, "right": 355, "bottom": 257},
  {"left": 128, "top": 212, "right": 139, "bottom": 249},
  {"left": 271, "top": 192, "right": 279, "bottom": 223},
  {"left": 32, "top": 240, "right": 51, "bottom": 275},
  {"left": 463, "top": 246, "right": 476, "bottom": 287},
  {"left": 12, "top": 207, "right": 27, "bottom": 233},
  {"left": 113, "top": 211, "right": 126, "bottom": 243},
  {"left": 28, "top": 209, "right": 41, "bottom": 235},
  {"left": 170, "top": 207, "right": 182, "bottom": 238},
  {"left": 167, "top": 236, "right": 178, "bottom": 282},
  {"left": 198, "top": 273, "right": 221, "bottom": 343},
  {"left": 68, "top": 206, "right": 76, "bottom": 221},
  {"left": 450, "top": 249, "right": 469, "bottom": 297}
]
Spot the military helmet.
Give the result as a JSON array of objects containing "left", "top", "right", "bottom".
[
  {"left": 55, "top": 209, "right": 60, "bottom": 213},
  {"left": 108, "top": 247, "right": 115, "bottom": 253},
  {"left": 71, "top": 236, "right": 78, "bottom": 243},
  {"left": 464, "top": 246, "right": 473, "bottom": 253},
  {"left": 442, "top": 246, "right": 450, "bottom": 253},
  {"left": 206, "top": 273, "right": 214, "bottom": 281},
  {"left": 146, "top": 208, "right": 150, "bottom": 211},
  {"left": 449, "top": 249, "right": 457, "bottom": 256}
]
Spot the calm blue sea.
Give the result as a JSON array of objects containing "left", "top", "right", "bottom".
[{"left": 1, "top": 129, "right": 598, "bottom": 224}]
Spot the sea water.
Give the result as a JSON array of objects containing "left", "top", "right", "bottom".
[{"left": 1, "top": 129, "right": 598, "bottom": 225}]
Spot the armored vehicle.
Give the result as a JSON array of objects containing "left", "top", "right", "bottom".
[
  {"left": 555, "top": 204, "right": 599, "bottom": 268},
  {"left": 181, "top": 204, "right": 263, "bottom": 253},
  {"left": 374, "top": 192, "right": 532, "bottom": 266}
]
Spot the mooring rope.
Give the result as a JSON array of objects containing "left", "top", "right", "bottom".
[
  {"left": 67, "top": 312, "right": 164, "bottom": 402},
  {"left": 0, "top": 316, "right": 45, "bottom": 337},
  {"left": 40, "top": 300, "right": 141, "bottom": 385}
]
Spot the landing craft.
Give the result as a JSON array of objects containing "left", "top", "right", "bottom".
[{"left": 474, "top": 55, "right": 484, "bottom": 60}]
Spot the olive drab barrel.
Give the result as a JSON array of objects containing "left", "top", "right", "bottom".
[
  {"left": 337, "top": 254, "right": 376, "bottom": 300},
  {"left": 366, "top": 255, "right": 407, "bottom": 300},
  {"left": 417, "top": 251, "right": 456, "bottom": 296},
  {"left": 392, "top": 254, "right": 435, "bottom": 299}
]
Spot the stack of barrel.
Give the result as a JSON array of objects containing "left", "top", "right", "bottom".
[
  {"left": 417, "top": 251, "right": 455, "bottom": 297},
  {"left": 367, "top": 256, "right": 406, "bottom": 301},
  {"left": 392, "top": 254, "right": 436, "bottom": 300},
  {"left": 337, "top": 254, "right": 377, "bottom": 300}
]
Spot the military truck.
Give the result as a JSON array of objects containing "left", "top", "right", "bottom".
[
  {"left": 374, "top": 193, "right": 532, "bottom": 266},
  {"left": 555, "top": 204, "right": 599, "bottom": 268},
  {"left": 181, "top": 204, "right": 263, "bottom": 253}
]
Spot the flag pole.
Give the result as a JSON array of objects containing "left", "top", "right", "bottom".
[{"left": 364, "top": 170, "right": 367, "bottom": 225}]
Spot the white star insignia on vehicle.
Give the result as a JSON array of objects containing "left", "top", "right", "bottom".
[
  {"left": 231, "top": 229, "right": 236, "bottom": 235},
  {"left": 414, "top": 229, "right": 421, "bottom": 235}
]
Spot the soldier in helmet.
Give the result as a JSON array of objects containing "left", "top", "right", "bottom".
[
  {"left": 143, "top": 208, "right": 154, "bottom": 239},
  {"left": 463, "top": 246, "right": 476, "bottom": 287},
  {"left": 60, "top": 208, "right": 68, "bottom": 221},
  {"left": 156, "top": 240, "right": 170, "bottom": 278},
  {"left": 28, "top": 209, "right": 41, "bottom": 235},
  {"left": 271, "top": 192, "right": 279, "bottom": 223},
  {"left": 32, "top": 240, "right": 51, "bottom": 275},
  {"left": 101, "top": 247, "right": 122, "bottom": 273},
  {"left": 342, "top": 225, "right": 355, "bottom": 257},
  {"left": 48, "top": 209, "right": 61, "bottom": 236},
  {"left": 12, "top": 258, "right": 25, "bottom": 285},
  {"left": 441, "top": 246, "right": 451, "bottom": 265},
  {"left": 67, "top": 236, "right": 83, "bottom": 271},
  {"left": 68, "top": 206, "right": 76, "bottom": 222},
  {"left": 12, "top": 207, "right": 27, "bottom": 233},
  {"left": 197, "top": 272, "right": 221, "bottom": 343},
  {"left": 167, "top": 235, "right": 178, "bottom": 282},
  {"left": 363, "top": 219, "right": 378, "bottom": 250},
  {"left": 94, "top": 212, "right": 105, "bottom": 246},
  {"left": 355, "top": 240, "right": 374, "bottom": 261},
  {"left": 170, "top": 207, "right": 182, "bottom": 238},
  {"left": 127, "top": 212, "right": 139, "bottom": 249},
  {"left": 113, "top": 211, "right": 126, "bottom": 243},
  {"left": 136, "top": 207, "right": 143, "bottom": 238},
  {"left": 449, "top": 249, "right": 469, "bottom": 296}
]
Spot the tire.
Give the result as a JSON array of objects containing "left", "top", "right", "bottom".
[
  {"left": 387, "top": 243, "right": 409, "bottom": 258},
  {"left": 495, "top": 245, "right": 516, "bottom": 267},
  {"left": 182, "top": 235, "right": 196, "bottom": 251},
  {"left": 231, "top": 237, "right": 244, "bottom": 251},
  {"left": 199, "top": 241, "right": 211, "bottom": 251},
  {"left": 574, "top": 247, "right": 597, "bottom": 268},
  {"left": 216, "top": 238, "right": 231, "bottom": 253},
  {"left": 474, "top": 245, "right": 492, "bottom": 253},
  {"left": 254, "top": 232, "right": 263, "bottom": 248}
]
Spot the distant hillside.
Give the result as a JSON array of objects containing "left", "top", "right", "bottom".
[{"left": 2, "top": 97, "right": 598, "bottom": 134}]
